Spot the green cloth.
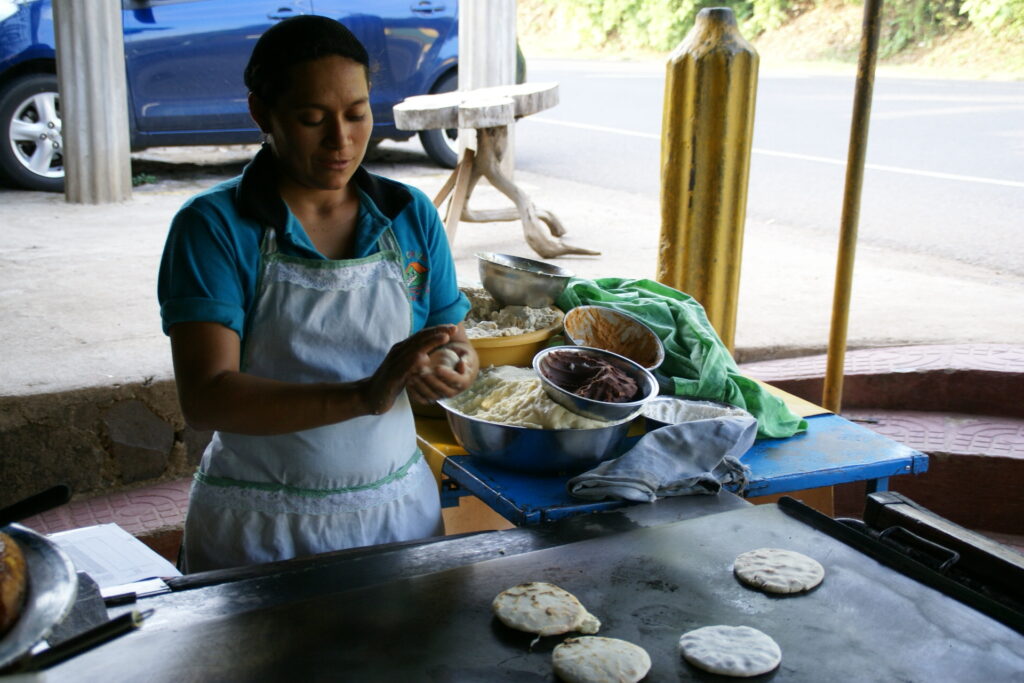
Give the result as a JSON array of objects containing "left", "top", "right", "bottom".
[{"left": 556, "top": 277, "right": 807, "bottom": 439}]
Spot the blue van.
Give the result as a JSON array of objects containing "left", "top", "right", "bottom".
[{"left": 0, "top": 0, "right": 485, "bottom": 191}]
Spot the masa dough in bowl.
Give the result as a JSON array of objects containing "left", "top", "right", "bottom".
[
  {"left": 462, "top": 286, "right": 562, "bottom": 339},
  {"left": 447, "top": 366, "right": 616, "bottom": 430}
]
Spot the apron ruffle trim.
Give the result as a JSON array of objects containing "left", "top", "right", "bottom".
[{"left": 264, "top": 252, "right": 403, "bottom": 292}]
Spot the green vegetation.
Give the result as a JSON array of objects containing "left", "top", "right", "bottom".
[
  {"left": 878, "top": 0, "right": 964, "bottom": 57},
  {"left": 962, "top": 0, "right": 1024, "bottom": 39},
  {"left": 525, "top": 0, "right": 1023, "bottom": 54},
  {"left": 131, "top": 173, "right": 157, "bottom": 187}
]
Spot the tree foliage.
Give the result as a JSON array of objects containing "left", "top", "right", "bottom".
[
  {"left": 530, "top": 0, "right": 1024, "bottom": 54},
  {"left": 879, "top": 0, "right": 965, "bottom": 56},
  {"left": 559, "top": 0, "right": 756, "bottom": 51},
  {"left": 961, "top": 0, "right": 1024, "bottom": 38}
]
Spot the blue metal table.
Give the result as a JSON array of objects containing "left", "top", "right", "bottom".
[{"left": 436, "top": 413, "right": 929, "bottom": 526}]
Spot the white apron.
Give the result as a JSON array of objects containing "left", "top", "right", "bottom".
[{"left": 182, "top": 226, "right": 443, "bottom": 573}]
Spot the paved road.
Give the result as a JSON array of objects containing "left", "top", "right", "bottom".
[{"left": 511, "top": 59, "right": 1024, "bottom": 276}]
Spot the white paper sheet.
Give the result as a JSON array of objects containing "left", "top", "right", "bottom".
[{"left": 48, "top": 523, "right": 181, "bottom": 590}]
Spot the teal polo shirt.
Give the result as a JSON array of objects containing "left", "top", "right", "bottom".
[{"left": 158, "top": 148, "right": 469, "bottom": 339}]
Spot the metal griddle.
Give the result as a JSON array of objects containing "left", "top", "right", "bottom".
[{"left": 49, "top": 501, "right": 1024, "bottom": 681}]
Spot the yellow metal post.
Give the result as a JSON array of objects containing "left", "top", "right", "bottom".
[
  {"left": 823, "top": 0, "right": 885, "bottom": 413},
  {"left": 658, "top": 7, "right": 759, "bottom": 352}
]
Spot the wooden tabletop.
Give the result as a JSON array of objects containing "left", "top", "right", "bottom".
[{"left": 393, "top": 81, "right": 559, "bottom": 130}]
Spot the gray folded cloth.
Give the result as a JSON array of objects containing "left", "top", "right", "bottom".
[{"left": 567, "top": 415, "right": 758, "bottom": 502}]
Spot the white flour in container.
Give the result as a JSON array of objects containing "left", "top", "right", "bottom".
[
  {"left": 446, "top": 366, "right": 614, "bottom": 430},
  {"left": 462, "top": 286, "right": 561, "bottom": 339}
]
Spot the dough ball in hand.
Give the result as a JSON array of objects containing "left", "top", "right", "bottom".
[{"left": 420, "top": 347, "right": 461, "bottom": 375}]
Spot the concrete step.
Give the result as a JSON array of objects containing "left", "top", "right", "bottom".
[
  {"left": 16, "top": 344, "right": 1023, "bottom": 563},
  {"left": 740, "top": 343, "right": 1024, "bottom": 418}
]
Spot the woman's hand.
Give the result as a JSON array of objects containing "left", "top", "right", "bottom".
[
  {"left": 169, "top": 321, "right": 470, "bottom": 434},
  {"left": 360, "top": 324, "right": 456, "bottom": 415},
  {"left": 407, "top": 324, "right": 479, "bottom": 405}
]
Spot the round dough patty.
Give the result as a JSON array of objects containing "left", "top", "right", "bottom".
[
  {"left": 552, "top": 636, "right": 651, "bottom": 683},
  {"left": 733, "top": 548, "right": 825, "bottom": 594},
  {"left": 492, "top": 582, "right": 601, "bottom": 637},
  {"left": 679, "top": 625, "right": 781, "bottom": 677}
]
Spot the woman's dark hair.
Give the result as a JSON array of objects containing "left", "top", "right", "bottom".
[{"left": 244, "top": 15, "right": 370, "bottom": 104}]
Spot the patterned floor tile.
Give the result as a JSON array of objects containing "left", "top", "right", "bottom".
[
  {"left": 741, "top": 343, "right": 1024, "bottom": 381},
  {"left": 21, "top": 477, "right": 191, "bottom": 537}
]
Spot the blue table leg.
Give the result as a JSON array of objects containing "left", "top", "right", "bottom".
[
  {"left": 440, "top": 479, "right": 469, "bottom": 508},
  {"left": 866, "top": 477, "right": 890, "bottom": 494}
]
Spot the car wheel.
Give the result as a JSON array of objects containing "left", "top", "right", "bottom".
[
  {"left": 0, "top": 73, "right": 65, "bottom": 192},
  {"left": 418, "top": 71, "right": 459, "bottom": 169}
]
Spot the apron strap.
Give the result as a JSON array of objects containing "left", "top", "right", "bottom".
[
  {"left": 259, "top": 227, "right": 279, "bottom": 256},
  {"left": 376, "top": 225, "right": 402, "bottom": 260}
]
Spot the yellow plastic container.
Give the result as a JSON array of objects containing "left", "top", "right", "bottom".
[{"left": 471, "top": 311, "right": 564, "bottom": 369}]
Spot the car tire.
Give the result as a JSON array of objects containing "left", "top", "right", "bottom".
[
  {"left": 418, "top": 70, "right": 459, "bottom": 169},
  {"left": 0, "top": 73, "right": 65, "bottom": 192}
]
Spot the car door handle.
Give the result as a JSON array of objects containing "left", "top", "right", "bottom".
[
  {"left": 411, "top": 1, "right": 445, "bottom": 14},
  {"left": 268, "top": 6, "right": 298, "bottom": 20}
]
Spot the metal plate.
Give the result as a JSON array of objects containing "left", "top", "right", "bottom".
[
  {"left": 55, "top": 504, "right": 1024, "bottom": 681},
  {"left": 0, "top": 524, "right": 78, "bottom": 670}
]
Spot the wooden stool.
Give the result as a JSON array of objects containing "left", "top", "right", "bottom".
[{"left": 394, "top": 82, "right": 598, "bottom": 258}]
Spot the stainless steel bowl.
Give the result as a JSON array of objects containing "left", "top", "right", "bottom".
[
  {"left": 641, "top": 396, "right": 753, "bottom": 431},
  {"left": 438, "top": 401, "right": 632, "bottom": 474},
  {"left": 476, "top": 252, "right": 573, "bottom": 308},
  {"left": 533, "top": 346, "right": 659, "bottom": 423},
  {"left": 563, "top": 305, "right": 666, "bottom": 370},
  {"left": 0, "top": 524, "right": 78, "bottom": 669}
]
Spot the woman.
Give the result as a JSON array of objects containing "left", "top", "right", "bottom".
[{"left": 157, "top": 16, "right": 477, "bottom": 572}]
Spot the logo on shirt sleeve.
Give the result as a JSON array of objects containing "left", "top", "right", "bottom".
[{"left": 404, "top": 254, "right": 428, "bottom": 300}]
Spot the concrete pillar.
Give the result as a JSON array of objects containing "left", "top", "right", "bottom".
[
  {"left": 657, "top": 8, "right": 758, "bottom": 352},
  {"left": 52, "top": 0, "right": 132, "bottom": 203},
  {"left": 458, "top": 0, "right": 516, "bottom": 175}
]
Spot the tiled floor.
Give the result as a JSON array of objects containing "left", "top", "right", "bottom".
[
  {"left": 841, "top": 410, "right": 1024, "bottom": 459},
  {"left": 22, "top": 478, "right": 191, "bottom": 538}
]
